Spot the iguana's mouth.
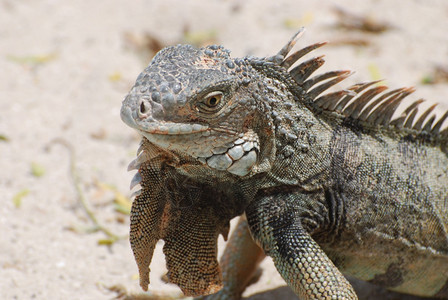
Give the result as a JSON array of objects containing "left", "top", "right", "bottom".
[
  {"left": 121, "top": 105, "right": 209, "bottom": 135},
  {"left": 138, "top": 122, "right": 209, "bottom": 135}
]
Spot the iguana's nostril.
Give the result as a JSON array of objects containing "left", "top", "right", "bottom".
[{"left": 138, "top": 99, "right": 150, "bottom": 117}]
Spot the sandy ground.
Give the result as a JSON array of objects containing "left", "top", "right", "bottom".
[{"left": 1, "top": 0, "right": 448, "bottom": 299}]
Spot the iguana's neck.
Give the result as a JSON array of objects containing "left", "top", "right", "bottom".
[{"left": 260, "top": 97, "right": 334, "bottom": 190}]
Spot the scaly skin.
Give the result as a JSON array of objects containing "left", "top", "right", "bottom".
[
  {"left": 121, "top": 29, "right": 448, "bottom": 299},
  {"left": 196, "top": 216, "right": 265, "bottom": 300}
]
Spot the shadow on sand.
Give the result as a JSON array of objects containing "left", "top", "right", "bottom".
[{"left": 245, "top": 278, "right": 438, "bottom": 300}]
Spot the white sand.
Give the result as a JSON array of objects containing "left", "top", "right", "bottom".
[{"left": 1, "top": 0, "right": 447, "bottom": 299}]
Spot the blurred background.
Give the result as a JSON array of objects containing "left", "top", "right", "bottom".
[{"left": 1, "top": 0, "right": 447, "bottom": 299}]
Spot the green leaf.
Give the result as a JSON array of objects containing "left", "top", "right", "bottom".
[
  {"left": 7, "top": 53, "right": 57, "bottom": 67},
  {"left": 96, "top": 181, "right": 131, "bottom": 215},
  {"left": 31, "top": 162, "right": 45, "bottom": 177},
  {"left": 13, "top": 189, "right": 30, "bottom": 208},
  {"left": 367, "top": 63, "right": 382, "bottom": 81},
  {"left": 98, "top": 238, "right": 117, "bottom": 246},
  {"left": 108, "top": 71, "right": 122, "bottom": 82},
  {"left": 283, "top": 13, "right": 314, "bottom": 28},
  {"left": 183, "top": 29, "right": 217, "bottom": 47}
]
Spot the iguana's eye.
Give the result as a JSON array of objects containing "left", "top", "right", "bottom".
[
  {"left": 203, "top": 91, "right": 223, "bottom": 108},
  {"left": 195, "top": 91, "right": 226, "bottom": 115}
]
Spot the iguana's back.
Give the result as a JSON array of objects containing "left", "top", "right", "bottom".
[
  {"left": 256, "top": 81, "right": 448, "bottom": 296},
  {"left": 321, "top": 123, "right": 448, "bottom": 296}
]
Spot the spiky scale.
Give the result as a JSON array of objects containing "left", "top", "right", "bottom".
[
  {"left": 276, "top": 27, "right": 305, "bottom": 58},
  {"left": 282, "top": 41, "right": 327, "bottom": 70},
  {"left": 390, "top": 99, "right": 425, "bottom": 128},
  {"left": 367, "top": 88, "right": 413, "bottom": 126},
  {"left": 432, "top": 111, "right": 448, "bottom": 134},
  {"left": 377, "top": 88, "right": 415, "bottom": 126},
  {"left": 314, "top": 89, "right": 352, "bottom": 109},
  {"left": 303, "top": 70, "right": 350, "bottom": 92},
  {"left": 130, "top": 172, "right": 142, "bottom": 190},
  {"left": 358, "top": 88, "right": 403, "bottom": 122},
  {"left": 413, "top": 104, "right": 438, "bottom": 131},
  {"left": 290, "top": 56, "right": 326, "bottom": 84},
  {"left": 403, "top": 106, "right": 420, "bottom": 128},
  {"left": 423, "top": 115, "right": 437, "bottom": 133},
  {"left": 342, "top": 85, "right": 388, "bottom": 117}
]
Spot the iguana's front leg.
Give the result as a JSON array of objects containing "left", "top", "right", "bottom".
[
  {"left": 197, "top": 216, "right": 265, "bottom": 300},
  {"left": 246, "top": 192, "right": 357, "bottom": 300}
]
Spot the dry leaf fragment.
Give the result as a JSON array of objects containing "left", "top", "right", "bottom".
[
  {"left": 422, "top": 65, "right": 448, "bottom": 84},
  {"left": 333, "top": 7, "right": 393, "bottom": 34}
]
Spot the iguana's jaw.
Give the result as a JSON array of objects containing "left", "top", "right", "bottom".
[
  {"left": 121, "top": 105, "right": 210, "bottom": 134},
  {"left": 122, "top": 104, "right": 260, "bottom": 176}
]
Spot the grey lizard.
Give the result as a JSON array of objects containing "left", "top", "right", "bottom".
[{"left": 120, "top": 29, "right": 448, "bottom": 299}]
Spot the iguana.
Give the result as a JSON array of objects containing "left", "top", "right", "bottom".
[{"left": 120, "top": 29, "right": 448, "bottom": 299}]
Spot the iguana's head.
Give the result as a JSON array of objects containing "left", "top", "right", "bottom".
[{"left": 121, "top": 44, "right": 276, "bottom": 177}]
